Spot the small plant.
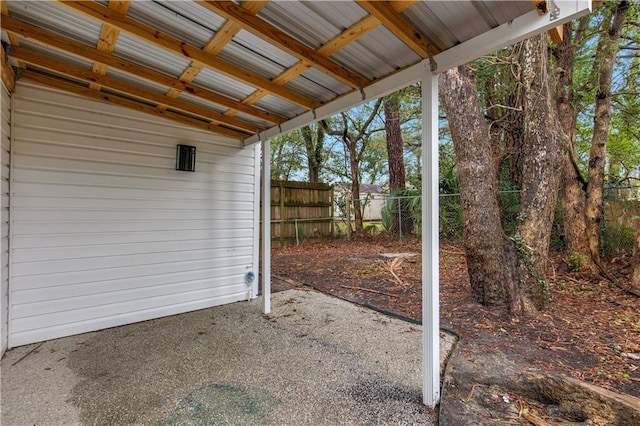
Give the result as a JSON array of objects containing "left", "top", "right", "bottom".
[{"left": 567, "top": 252, "right": 589, "bottom": 272}]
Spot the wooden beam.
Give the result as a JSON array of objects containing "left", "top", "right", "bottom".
[
  {"left": 223, "top": 0, "right": 419, "bottom": 116},
  {"left": 57, "top": 1, "right": 313, "bottom": 109},
  {"left": 198, "top": 1, "right": 368, "bottom": 89},
  {"left": 8, "top": 46, "right": 262, "bottom": 133},
  {"left": 1, "top": 0, "right": 26, "bottom": 69},
  {"left": 90, "top": 0, "right": 131, "bottom": 90},
  {"left": 549, "top": 24, "right": 564, "bottom": 43},
  {"left": 165, "top": 1, "right": 268, "bottom": 99},
  {"left": 532, "top": 1, "right": 564, "bottom": 43},
  {"left": 1, "top": 14, "right": 284, "bottom": 124},
  {"left": 21, "top": 70, "right": 248, "bottom": 139},
  {"left": 1, "top": 45, "right": 15, "bottom": 92},
  {"left": 355, "top": 0, "right": 440, "bottom": 58}
]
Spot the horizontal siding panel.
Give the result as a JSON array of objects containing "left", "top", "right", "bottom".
[
  {"left": 9, "top": 81, "right": 259, "bottom": 347},
  {"left": 14, "top": 265, "right": 251, "bottom": 304},
  {"left": 12, "top": 181, "right": 254, "bottom": 202},
  {"left": 15, "top": 82, "right": 242, "bottom": 148},
  {"left": 12, "top": 284, "right": 248, "bottom": 331},
  {"left": 13, "top": 168, "right": 254, "bottom": 192},
  {"left": 13, "top": 246, "right": 253, "bottom": 276},
  {"left": 9, "top": 292, "right": 248, "bottom": 347},
  {"left": 14, "top": 207, "right": 254, "bottom": 222},
  {"left": 12, "top": 218, "right": 252, "bottom": 237},
  {"left": 13, "top": 156, "right": 255, "bottom": 182},
  {"left": 13, "top": 228, "right": 253, "bottom": 249},
  {"left": 12, "top": 237, "right": 253, "bottom": 262}
]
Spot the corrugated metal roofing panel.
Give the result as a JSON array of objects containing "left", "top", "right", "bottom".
[
  {"left": 18, "top": 39, "right": 95, "bottom": 71},
  {"left": 414, "top": 1, "right": 493, "bottom": 44},
  {"left": 253, "top": 95, "right": 306, "bottom": 119},
  {"left": 231, "top": 29, "right": 299, "bottom": 70},
  {"left": 284, "top": 70, "right": 351, "bottom": 103},
  {"left": 217, "top": 41, "right": 286, "bottom": 81},
  {"left": 258, "top": 1, "right": 367, "bottom": 49},
  {"left": 482, "top": 1, "right": 535, "bottom": 26},
  {"left": 176, "top": 92, "right": 227, "bottom": 115},
  {"left": 401, "top": 3, "right": 459, "bottom": 50},
  {"left": 332, "top": 26, "right": 421, "bottom": 81},
  {"left": 232, "top": 112, "right": 271, "bottom": 131},
  {"left": 7, "top": 0, "right": 101, "bottom": 47},
  {"left": 126, "top": 1, "right": 216, "bottom": 49},
  {"left": 113, "top": 32, "right": 191, "bottom": 79},
  {"left": 105, "top": 68, "right": 169, "bottom": 96},
  {"left": 191, "top": 68, "right": 256, "bottom": 102}
]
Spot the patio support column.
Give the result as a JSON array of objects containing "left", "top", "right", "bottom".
[
  {"left": 261, "top": 135, "right": 271, "bottom": 314},
  {"left": 421, "top": 70, "right": 440, "bottom": 408}
]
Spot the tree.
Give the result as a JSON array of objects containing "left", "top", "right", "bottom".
[
  {"left": 300, "top": 123, "right": 325, "bottom": 183},
  {"left": 323, "top": 99, "right": 384, "bottom": 233},
  {"left": 440, "top": 33, "right": 563, "bottom": 314},
  {"left": 556, "top": 2, "right": 631, "bottom": 271},
  {"left": 383, "top": 93, "right": 406, "bottom": 191}
]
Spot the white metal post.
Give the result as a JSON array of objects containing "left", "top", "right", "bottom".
[
  {"left": 251, "top": 144, "right": 261, "bottom": 299},
  {"left": 261, "top": 136, "right": 271, "bottom": 314},
  {"left": 422, "top": 71, "right": 440, "bottom": 407}
]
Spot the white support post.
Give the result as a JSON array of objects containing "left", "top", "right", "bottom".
[
  {"left": 261, "top": 136, "right": 271, "bottom": 314},
  {"left": 422, "top": 71, "right": 440, "bottom": 408},
  {"left": 251, "top": 144, "right": 261, "bottom": 299}
]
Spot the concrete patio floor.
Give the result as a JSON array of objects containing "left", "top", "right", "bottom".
[{"left": 1, "top": 288, "right": 456, "bottom": 425}]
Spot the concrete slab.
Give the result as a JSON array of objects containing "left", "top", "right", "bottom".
[{"left": 1, "top": 289, "right": 456, "bottom": 425}]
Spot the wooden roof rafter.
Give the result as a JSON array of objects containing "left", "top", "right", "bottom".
[
  {"left": 89, "top": 0, "right": 130, "bottom": 90},
  {"left": 56, "top": 0, "right": 314, "bottom": 109},
  {"left": 21, "top": 70, "right": 249, "bottom": 139},
  {"left": 7, "top": 46, "right": 264, "bottom": 134},
  {"left": 1, "top": 14, "right": 285, "bottom": 125},
  {"left": 164, "top": 1, "right": 269, "bottom": 102},
  {"left": 222, "top": 0, "right": 419, "bottom": 118},
  {"left": 198, "top": 0, "right": 369, "bottom": 90},
  {"left": 355, "top": 0, "right": 441, "bottom": 58}
]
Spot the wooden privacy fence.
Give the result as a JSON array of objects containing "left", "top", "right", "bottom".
[{"left": 268, "top": 180, "right": 333, "bottom": 245}]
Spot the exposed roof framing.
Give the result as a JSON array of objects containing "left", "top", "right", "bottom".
[
  {"left": 355, "top": 0, "right": 440, "bottom": 58},
  {"left": 0, "top": 0, "right": 588, "bottom": 140}
]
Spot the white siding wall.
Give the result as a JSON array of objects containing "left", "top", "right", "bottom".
[
  {"left": 9, "top": 81, "right": 258, "bottom": 347},
  {"left": 1, "top": 84, "right": 11, "bottom": 355}
]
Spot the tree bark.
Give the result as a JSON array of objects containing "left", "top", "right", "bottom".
[
  {"left": 301, "top": 124, "right": 324, "bottom": 183},
  {"left": 585, "top": 1, "right": 630, "bottom": 264},
  {"left": 556, "top": 19, "right": 595, "bottom": 270},
  {"left": 632, "top": 226, "right": 640, "bottom": 293},
  {"left": 384, "top": 95, "right": 406, "bottom": 191},
  {"left": 440, "top": 66, "right": 508, "bottom": 307},
  {"left": 514, "top": 34, "right": 565, "bottom": 310}
]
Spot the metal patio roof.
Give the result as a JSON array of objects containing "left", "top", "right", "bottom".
[{"left": 1, "top": 1, "right": 588, "bottom": 143}]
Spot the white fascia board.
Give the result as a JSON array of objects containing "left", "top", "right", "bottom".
[
  {"left": 243, "top": 0, "right": 591, "bottom": 146},
  {"left": 432, "top": 0, "right": 593, "bottom": 73}
]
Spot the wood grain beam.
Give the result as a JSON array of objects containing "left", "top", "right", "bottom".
[
  {"left": 1, "top": 44, "right": 15, "bottom": 92},
  {"left": 20, "top": 70, "right": 248, "bottom": 139},
  {"left": 90, "top": 0, "right": 130, "bottom": 90},
  {"left": 57, "top": 0, "right": 313, "bottom": 109},
  {"left": 1, "top": 0, "right": 25, "bottom": 69},
  {"left": 198, "top": 1, "right": 367, "bottom": 89},
  {"left": 8, "top": 46, "right": 262, "bottom": 133},
  {"left": 356, "top": 0, "right": 440, "bottom": 58},
  {"left": 1, "top": 14, "right": 284, "bottom": 124},
  {"left": 165, "top": 1, "right": 268, "bottom": 99}
]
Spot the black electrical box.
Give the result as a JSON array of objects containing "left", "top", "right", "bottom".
[{"left": 176, "top": 144, "right": 196, "bottom": 172}]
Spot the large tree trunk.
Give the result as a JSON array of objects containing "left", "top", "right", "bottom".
[
  {"left": 347, "top": 135, "right": 365, "bottom": 234},
  {"left": 514, "top": 34, "right": 564, "bottom": 310},
  {"left": 301, "top": 124, "right": 324, "bottom": 183},
  {"left": 632, "top": 223, "right": 640, "bottom": 294},
  {"left": 556, "top": 19, "right": 595, "bottom": 270},
  {"left": 584, "top": 1, "right": 630, "bottom": 265},
  {"left": 384, "top": 95, "right": 406, "bottom": 191},
  {"left": 440, "top": 66, "right": 508, "bottom": 307}
]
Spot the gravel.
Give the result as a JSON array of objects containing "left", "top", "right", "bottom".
[{"left": 1, "top": 288, "right": 456, "bottom": 425}]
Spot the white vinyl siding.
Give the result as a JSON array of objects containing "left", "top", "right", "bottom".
[
  {"left": 1, "top": 84, "right": 11, "bottom": 355},
  {"left": 9, "top": 81, "right": 258, "bottom": 347}
]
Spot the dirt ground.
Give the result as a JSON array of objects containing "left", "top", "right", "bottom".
[{"left": 271, "top": 234, "right": 640, "bottom": 401}]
